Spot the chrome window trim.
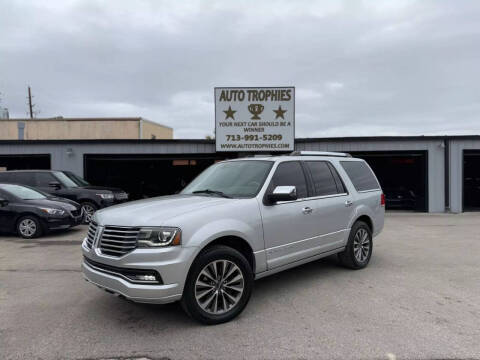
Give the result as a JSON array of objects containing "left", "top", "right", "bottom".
[
  {"left": 357, "top": 189, "right": 381, "bottom": 193},
  {"left": 274, "top": 192, "right": 348, "bottom": 205}
]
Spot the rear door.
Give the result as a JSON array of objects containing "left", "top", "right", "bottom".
[
  {"left": 7, "top": 172, "right": 36, "bottom": 187},
  {"left": 304, "top": 161, "right": 354, "bottom": 250}
]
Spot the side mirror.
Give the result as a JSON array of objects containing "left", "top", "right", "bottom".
[
  {"left": 0, "top": 198, "right": 9, "bottom": 207},
  {"left": 49, "top": 181, "right": 61, "bottom": 189},
  {"left": 267, "top": 186, "right": 297, "bottom": 204}
]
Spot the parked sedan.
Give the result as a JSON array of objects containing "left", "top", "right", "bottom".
[
  {"left": 0, "top": 183, "right": 83, "bottom": 238},
  {"left": 0, "top": 170, "right": 129, "bottom": 223}
]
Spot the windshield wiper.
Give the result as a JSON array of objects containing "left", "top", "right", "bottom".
[{"left": 192, "top": 189, "right": 232, "bottom": 198}]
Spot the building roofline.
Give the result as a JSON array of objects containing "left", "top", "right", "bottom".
[
  {"left": 4, "top": 117, "right": 145, "bottom": 122},
  {"left": 0, "top": 135, "right": 480, "bottom": 145},
  {"left": 3, "top": 116, "right": 173, "bottom": 130},
  {"left": 140, "top": 118, "right": 173, "bottom": 130}
]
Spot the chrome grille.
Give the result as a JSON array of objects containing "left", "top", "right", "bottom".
[
  {"left": 85, "top": 222, "right": 98, "bottom": 249},
  {"left": 99, "top": 225, "right": 140, "bottom": 257}
]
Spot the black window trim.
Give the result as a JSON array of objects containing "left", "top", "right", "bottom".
[{"left": 326, "top": 161, "right": 349, "bottom": 195}]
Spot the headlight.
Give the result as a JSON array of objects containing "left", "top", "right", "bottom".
[
  {"left": 97, "top": 193, "right": 114, "bottom": 200},
  {"left": 39, "top": 207, "right": 65, "bottom": 216},
  {"left": 137, "top": 227, "right": 181, "bottom": 247}
]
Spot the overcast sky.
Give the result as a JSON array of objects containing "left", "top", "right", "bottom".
[{"left": 1, "top": 0, "right": 480, "bottom": 138}]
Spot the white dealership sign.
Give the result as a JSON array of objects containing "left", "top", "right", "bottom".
[{"left": 215, "top": 87, "right": 295, "bottom": 152}]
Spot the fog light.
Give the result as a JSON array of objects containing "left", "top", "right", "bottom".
[{"left": 134, "top": 274, "right": 157, "bottom": 282}]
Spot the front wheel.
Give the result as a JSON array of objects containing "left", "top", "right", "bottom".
[
  {"left": 181, "top": 245, "right": 254, "bottom": 325},
  {"left": 81, "top": 202, "right": 97, "bottom": 223},
  {"left": 17, "top": 215, "right": 43, "bottom": 239},
  {"left": 338, "top": 221, "right": 373, "bottom": 269}
]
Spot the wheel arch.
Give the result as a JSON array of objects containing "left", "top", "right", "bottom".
[
  {"left": 354, "top": 214, "right": 373, "bottom": 233},
  {"left": 194, "top": 235, "right": 256, "bottom": 273}
]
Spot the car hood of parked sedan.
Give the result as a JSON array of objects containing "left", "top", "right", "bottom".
[
  {"left": 78, "top": 185, "right": 125, "bottom": 193},
  {"left": 24, "top": 198, "right": 79, "bottom": 211},
  {"left": 94, "top": 194, "right": 236, "bottom": 226}
]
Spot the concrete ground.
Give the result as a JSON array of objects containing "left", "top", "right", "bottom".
[{"left": 0, "top": 213, "right": 479, "bottom": 360}]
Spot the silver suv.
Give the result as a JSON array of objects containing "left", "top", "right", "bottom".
[{"left": 82, "top": 151, "right": 385, "bottom": 324}]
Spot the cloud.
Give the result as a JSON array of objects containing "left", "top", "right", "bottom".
[{"left": 1, "top": 0, "right": 480, "bottom": 138}]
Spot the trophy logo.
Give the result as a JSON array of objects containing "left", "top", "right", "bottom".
[{"left": 248, "top": 103, "right": 264, "bottom": 120}]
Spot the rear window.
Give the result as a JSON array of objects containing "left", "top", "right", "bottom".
[
  {"left": 340, "top": 161, "right": 380, "bottom": 192},
  {"left": 305, "top": 161, "right": 339, "bottom": 196}
]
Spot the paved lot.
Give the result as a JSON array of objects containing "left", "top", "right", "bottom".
[{"left": 1, "top": 213, "right": 479, "bottom": 360}]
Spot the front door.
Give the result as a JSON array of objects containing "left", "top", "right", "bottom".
[
  {"left": 0, "top": 191, "right": 16, "bottom": 232},
  {"left": 260, "top": 161, "right": 321, "bottom": 269}
]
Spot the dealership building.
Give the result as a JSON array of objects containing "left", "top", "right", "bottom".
[{"left": 1, "top": 135, "right": 480, "bottom": 213}]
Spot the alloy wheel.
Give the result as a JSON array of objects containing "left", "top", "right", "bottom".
[
  {"left": 195, "top": 260, "right": 245, "bottom": 315},
  {"left": 19, "top": 219, "right": 37, "bottom": 237},
  {"left": 82, "top": 204, "right": 95, "bottom": 223},
  {"left": 353, "top": 228, "right": 370, "bottom": 262}
]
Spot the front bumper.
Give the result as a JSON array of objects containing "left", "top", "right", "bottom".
[
  {"left": 44, "top": 213, "right": 83, "bottom": 230},
  {"left": 82, "top": 244, "right": 197, "bottom": 304}
]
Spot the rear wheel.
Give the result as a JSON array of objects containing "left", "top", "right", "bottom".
[
  {"left": 17, "top": 215, "right": 42, "bottom": 239},
  {"left": 338, "top": 221, "right": 372, "bottom": 269},
  {"left": 81, "top": 202, "right": 97, "bottom": 223},
  {"left": 181, "top": 245, "right": 253, "bottom": 325}
]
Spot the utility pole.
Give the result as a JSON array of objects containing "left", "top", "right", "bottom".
[{"left": 28, "top": 86, "right": 34, "bottom": 118}]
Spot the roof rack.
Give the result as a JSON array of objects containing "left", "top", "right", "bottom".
[{"left": 289, "top": 151, "right": 352, "bottom": 157}]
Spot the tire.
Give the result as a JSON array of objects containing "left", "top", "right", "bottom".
[
  {"left": 81, "top": 202, "right": 97, "bottom": 224},
  {"left": 17, "top": 215, "right": 43, "bottom": 239},
  {"left": 181, "top": 245, "right": 254, "bottom": 325},
  {"left": 338, "top": 221, "right": 372, "bottom": 270}
]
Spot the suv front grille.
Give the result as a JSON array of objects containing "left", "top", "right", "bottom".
[
  {"left": 85, "top": 222, "right": 98, "bottom": 249},
  {"left": 99, "top": 225, "right": 140, "bottom": 257}
]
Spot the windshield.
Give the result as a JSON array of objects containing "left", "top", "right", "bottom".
[
  {"left": 1, "top": 184, "right": 47, "bottom": 200},
  {"left": 63, "top": 171, "right": 90, "bottom": 186},
  {"left": 53, "top": 171, "right": 80, "bottom": 188},
  {"left": 181, "top": 160, "right": 273, "bottom": 198}
]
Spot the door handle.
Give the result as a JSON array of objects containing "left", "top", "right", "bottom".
[
  {"left": 302, "top": 206, "right": 313, "bottom": 214},
  {"left": 345, "top": 200, "right": 353, "bottom": 207}
]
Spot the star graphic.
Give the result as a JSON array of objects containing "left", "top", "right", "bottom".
[
  {"left": 273, "top": 105, "right": 287, "bottom": 119},
  {"left": 223, "top": 106, "right": 236, "bottom": 120}
]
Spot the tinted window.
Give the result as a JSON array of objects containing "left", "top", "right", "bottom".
[
  {"left": 268, "top": 161, "right": 308, "bottom": 198},
  {"left": 341, "top": 161, "right": 380, "bottom": 191},
  {"left": 9, "top": 172, "right": 35, "bottom": 186},
  {"left": 305, "top": 161, "right": 338, "bottom": 196},
  {"left": 327, "top": 163, "right": 346, "bottom": 193},
  {"left": 35, "top": 172, "right": 56, "bottom": 187}
]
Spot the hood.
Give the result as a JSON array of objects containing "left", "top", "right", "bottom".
[
  {"left": 78, "top": 185, "right": 124, "bottom": 193},
  {"left": 23, "top": 198, "right": 79, "bottom": 211},
  {"left": 95, "top": 194, "right": 236, "bottom": 227}
]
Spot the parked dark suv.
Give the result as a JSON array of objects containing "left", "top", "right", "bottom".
[{"left": 0, "top": 170, "right": 128, "bottom": 222}]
